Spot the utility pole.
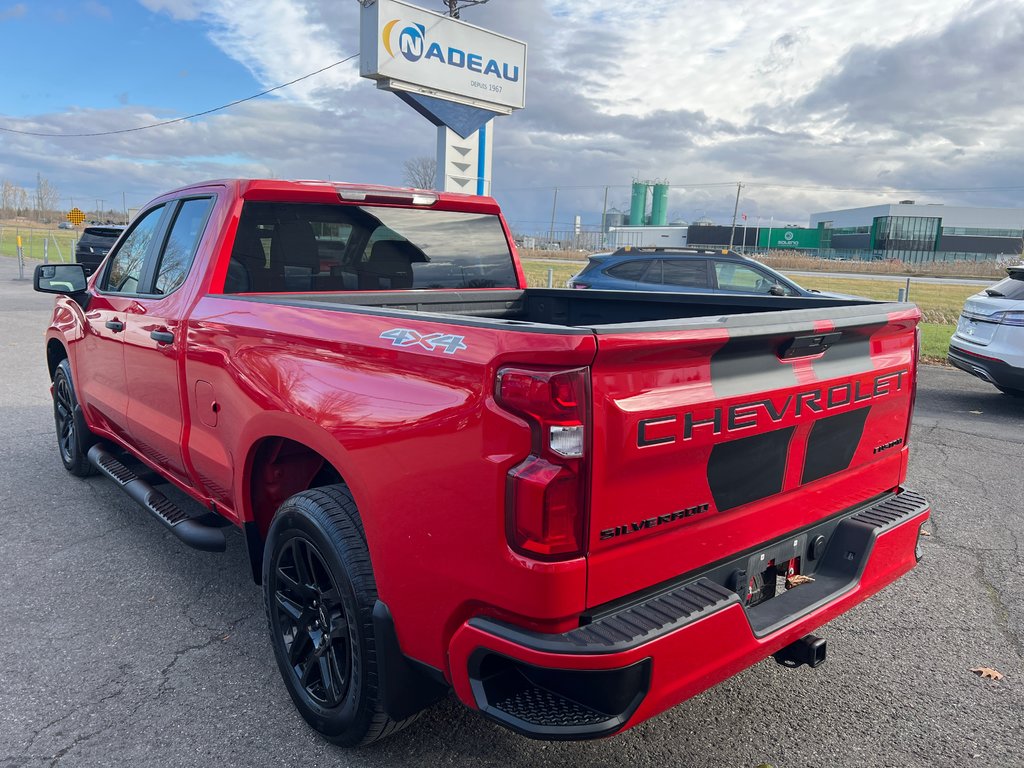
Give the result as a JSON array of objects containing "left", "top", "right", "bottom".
[
  {"left": 600, "top": 186, "right": 609, "bottom": 248},
  {"left": 548, "top": 187, "right": 558, "bottom": 245},
  {"left": 728, "top": 182, "right": 743, "bottom": 251}
]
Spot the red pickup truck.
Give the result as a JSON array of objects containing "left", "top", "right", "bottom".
[{"left": 35, "top": 179, "right": 929, "bottom": 746}]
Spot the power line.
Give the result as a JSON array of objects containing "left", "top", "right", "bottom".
[{"left": 0, "top": 53, "right": 359, "bottom": 138}]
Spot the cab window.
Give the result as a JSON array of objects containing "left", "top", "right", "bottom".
[
  {"left": 153, "top": 198, "right": 214, "bottom": 295},
  {"left": 605, "top": 260, "right": 651, "bottom": 281},
  {"left": 101, "top": 206, "right": 165, "bottom": 294},
  {"left": 714, "top": 261, "right": 792, "bottom": 295}
]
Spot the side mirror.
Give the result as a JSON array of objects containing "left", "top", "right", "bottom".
[{"left": 34, "top": 264, "right": 88, "bottom": 295}]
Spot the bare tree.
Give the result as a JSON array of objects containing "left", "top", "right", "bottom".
[
  {"left": 14, "top": 186, "right": 29, "bottom": 217},
  {"left": 441, "top": 0, "right": 489, "bottom": 18},
  {"left": 1, "top": 180, "right": 16, "bottom": 218},
  {"left": 34, "top": 173, "right": 60, "bottom": 221},
  {"left": 403, "top": 156, "right": 438, "bottom": 189}
]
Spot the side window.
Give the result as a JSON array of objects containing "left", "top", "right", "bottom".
[
  {"left": 714, "top": 262, "right": 787, "bottom": 294},
  {"left": 154, "top": 198, "right": 214, "bottom": 295},
  {"left": 103, "top": 206, "right": 165, "bottom": 294},
  {"left": 661, "top": 259, "right": 709, "bottom": 288},
  {"left": 606, "top": 260, "right": 650, "bottom": 280}
]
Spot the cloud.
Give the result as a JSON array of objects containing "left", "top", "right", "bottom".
[
  {"left": 84, "top": 1, "right": 112, "bottom": 19},
  {"left": 137, "top": 0, "right": 201, "bottom": 20},
  {"left": 0, "top": 3, "right": 26, "bottom": 20},
  {"left": 796, "top": 2, "right": 1024, "bottom": 139},
  {"left": 5, "top": 0, "right": 1024, "bottom": 232}
]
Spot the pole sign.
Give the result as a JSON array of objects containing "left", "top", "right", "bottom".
[
  {"left": 66, "top": 207, "right": 85, "bottom": 226},
  {"left": 360, "top": 0, "right": 527, "bottom": 113}
]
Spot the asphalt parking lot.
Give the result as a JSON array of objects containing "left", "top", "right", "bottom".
[{"left": 1, "top": 256, "right": 1021, "bottom": 768}]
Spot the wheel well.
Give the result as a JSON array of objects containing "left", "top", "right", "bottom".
[
  {"left": 247, "top": 435, "right": 344, "bottom": 538},
  {"left": 47, "top": 339, "right": 68, "bottom": 380}
]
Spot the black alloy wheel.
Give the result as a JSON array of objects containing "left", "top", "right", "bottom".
[
  {"left": 263, "top": 485, "right": 419, "bottom": 745},
  {"left": 270, "top": 537, "right": 353, "bottom": 708},
  {"left": 53, "top": 358, "right": 94, "bottom": 477}
]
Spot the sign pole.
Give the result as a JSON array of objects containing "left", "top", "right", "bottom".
[{"left": 16, "top": 236, "right": 25, "bottom": 280}]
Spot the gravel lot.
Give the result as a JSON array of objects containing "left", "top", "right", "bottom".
[{"left": 1, "top": 257, "right": 1020, "bottom": 768}]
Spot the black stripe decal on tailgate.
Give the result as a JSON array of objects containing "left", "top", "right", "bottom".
[
  {"left": 801, "top": 407, "right": 870, "bottom": 484},
  {"left": 707, "top": 427, "right": 796, "bottom": 512}
]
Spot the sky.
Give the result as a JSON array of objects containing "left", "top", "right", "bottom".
[{"left": 1, "top": 0, "right": 1023, "bottom": 234}]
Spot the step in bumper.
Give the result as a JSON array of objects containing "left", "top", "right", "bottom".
[{"left": 448, "top": 489, "right": 930, "bottom": 740}]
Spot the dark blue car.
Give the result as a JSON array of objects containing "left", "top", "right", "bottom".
[{"left": 567, "top": 248, "right": 826, "bottom": 297}]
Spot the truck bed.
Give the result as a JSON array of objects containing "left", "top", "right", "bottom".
[{"left": 218, "top": 287, "right": 904, "bottom": 331}]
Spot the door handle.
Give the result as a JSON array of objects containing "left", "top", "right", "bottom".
[
  {"left": 105, "top": 319, "right": 124, "bottom": 333},
  {"left": 150, "top": 329, "right": 174, "bottom": 344}
]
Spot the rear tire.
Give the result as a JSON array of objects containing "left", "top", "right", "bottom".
[
  {"left": 996, "top": 386, "right": 1024, "bottom": 398},
  {"left": 53, "top": 358, "right": 95, "bottom": 477},
  {"left": 262, "top": 485, "right": 417, "bottom": 746}
]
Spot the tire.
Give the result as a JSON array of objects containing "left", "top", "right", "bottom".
[
  {"left": 996, "top": 386, "right": 1024, "bottom": 398},
  {"left": 262, "top": 485, "right": 416, "bottom": 746},
  {"left": 52, "top": 358, "right": 95, "bottom": 477}
]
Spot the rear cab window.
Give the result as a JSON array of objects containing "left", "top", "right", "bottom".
[{"left": 223, "top": 202, "right": 518, "bottom": 293}]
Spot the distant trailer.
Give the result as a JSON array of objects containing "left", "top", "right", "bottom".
[{"left": 608, "top": 225, "right": 688, "bottom": 249}]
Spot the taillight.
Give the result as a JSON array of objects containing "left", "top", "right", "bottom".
[
  {"left": 496, "top": 367, "right": 590, "bottom": 560},
  {"left": 904, "top": 326, "right": 921, "bottom": 447},
  {"left": 991, "top": 310, "right": 1024, "bottom": 326}
]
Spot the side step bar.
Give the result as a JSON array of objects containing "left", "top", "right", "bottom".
[{"left": 87, "top": 444, "right": 227, "bottom": 552}]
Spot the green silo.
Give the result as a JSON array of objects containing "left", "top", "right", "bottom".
[
  {"left": 651, "top": 183, "right": 669, "bottom": 226},
  {"left": 629, "top": 182, "right": 649, "bottom": 226}
]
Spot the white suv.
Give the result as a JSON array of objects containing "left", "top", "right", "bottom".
[{"left": 949, "top": 265, "right": 1024, "bottom": 396}]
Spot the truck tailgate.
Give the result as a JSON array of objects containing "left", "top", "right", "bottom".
[{"left": 586, "top": 304, "right": 919, "bottom": 608}]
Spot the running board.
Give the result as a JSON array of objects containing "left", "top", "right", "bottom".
[{"left": 87, "top": 444, "right": 227, "bottom": 552}]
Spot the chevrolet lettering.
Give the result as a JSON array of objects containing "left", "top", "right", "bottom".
[{"left": 638, "top": 369, "right": 909, "bottom": 446}]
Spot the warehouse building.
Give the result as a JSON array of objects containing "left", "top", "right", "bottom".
[{"left": 810, "top": 202, "right": 1024, "bottom": 262}]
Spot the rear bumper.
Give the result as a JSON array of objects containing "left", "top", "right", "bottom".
[
  {"left": 449, "top": 489, "right": 929, "bottom": 740},
  {"left": 948, "top": 344, "right": 1024, "bottom": 390}
]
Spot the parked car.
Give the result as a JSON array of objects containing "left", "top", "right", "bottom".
[
  {"left": 567, "top": 248, "right": 835, "bottom": 297},
  {"left": 948, "top": 265, "right": 1024, "bottom": 396},
  {"left": 58, "top": 221, "right": 74, "bottom": 230},
  {"left": 74, "top": 225, "right": 125, "bottom": 273}
]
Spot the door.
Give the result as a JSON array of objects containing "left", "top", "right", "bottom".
[
  {"left": 75, "top": 205, "right": 168, "bottom": 439},
  {"left": 123, "top": 197, "right": 215, "bottom": 485}
]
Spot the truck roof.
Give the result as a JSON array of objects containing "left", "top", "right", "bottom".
[{"left": 151, "top": 178, "right": 502, "bottom": 213}]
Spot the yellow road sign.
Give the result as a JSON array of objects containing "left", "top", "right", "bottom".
[{"left": 66, "top": 207, "right": 86, "bottom": 226}]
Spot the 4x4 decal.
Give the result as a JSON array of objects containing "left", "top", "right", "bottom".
[{"left": 380, "top": 328, "right": 468, "bottom": 355}]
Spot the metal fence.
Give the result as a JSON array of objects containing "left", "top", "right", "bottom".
[{"left": 0, "top": 227, "right": 75, "bottom": 264}]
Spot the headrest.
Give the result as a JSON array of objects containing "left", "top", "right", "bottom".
[
  {"left": 368, "top": 239, "right": 419, "bottom": 270},
  {"left": 232, "top": 226, "right": 266, "bottom": 266},
  {"left": 270, "top": 220, "right": 319, "bottom": 269}
]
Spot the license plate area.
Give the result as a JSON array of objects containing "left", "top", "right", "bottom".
[
  {"left": 956, "top": 316, "right": 996, "bottom": 345},
  {"left": 740, "top": 534, "right": 808, "bottom": 608}
]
